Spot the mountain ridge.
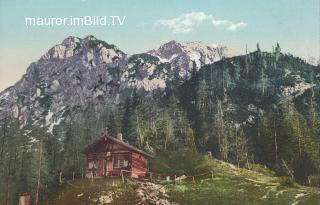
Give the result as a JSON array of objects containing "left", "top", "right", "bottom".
[{"left": 0, "top": 36, "right": 238, "bottom": 130}]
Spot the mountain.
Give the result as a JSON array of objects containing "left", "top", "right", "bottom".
[
  {"left": 0, "top": 36, "right": 236, "bottom": 132},
  {"left": 0, "top": 36, "right": 128, "bottom": 132},
  {"left": 148, "top": 40, "right": 238, "bottom": 79},
  {"left": 123, "top": 41, "right": 238, "bottom": 92}
]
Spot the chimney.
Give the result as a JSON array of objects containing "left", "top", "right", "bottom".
[{"left": 117, "top": 133, "right": 123, "bottom": 141}]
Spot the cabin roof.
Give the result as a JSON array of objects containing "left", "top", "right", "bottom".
[{"left": 83, "top": 134, "right": 153, "bottom": 158}]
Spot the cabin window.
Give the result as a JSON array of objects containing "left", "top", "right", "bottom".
[
  {"left": 119, "top": 160, "right": 124, "bottom": 167},
  {"left": 115, "top": 159, "right": 129, "bottom": 168},
  {"left": 88, "top": 161, "right": 99, "bottom": 169},
  {"left": 124, "top": 160, "right": 128, "bottom": 167}
]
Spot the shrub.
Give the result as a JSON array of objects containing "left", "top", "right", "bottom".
[
  {"left": 278, "top": 176, "right": 295, "bottom": 187},
  {"left": 307, "top": 175, "right": 320, "bottom": 187},
  {"left": 246, "top": 163, "right": 276, "bottom": 177}
]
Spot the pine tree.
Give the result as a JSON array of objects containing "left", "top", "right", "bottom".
[
  {"left": 274, "top": 42, "right": 281, "bottom": 61},
  {"left": 107, "top": 111, "right": 119, "bottom": 137},
  {"left": 121, "top": 97, "right": 138, "bottom": 145},
  {"left": 257, "top": 43, "right": 261, "bottom": 53}
]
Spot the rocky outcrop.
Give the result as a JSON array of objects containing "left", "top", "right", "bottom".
[{"left": 128, "top": 180, "right": 178, "bottom": 205}]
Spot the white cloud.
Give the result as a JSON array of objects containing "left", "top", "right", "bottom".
[
  {"left": 158, "top": 12, "right": 247, "bottom": 34},
  {"left": 226, "top": 22, "right": 247, "bottom": 31}
]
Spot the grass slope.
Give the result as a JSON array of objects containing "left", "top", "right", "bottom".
[
  {"left": 44, "top": 152, "right": 320, "bottom": 205},
  {"left": 169, "top": 160, "right": 320, "bottom": 205}
]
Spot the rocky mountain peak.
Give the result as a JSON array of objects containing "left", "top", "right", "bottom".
[
  {"left": 40, "top": 36, "right": 80, "bottom": 60},
  {"left": 61, "top": 36, "right": 81, "bottom": 45},
  {"left": 83, "top": 35, "right": 98, "bottom": 41},
  {"left": 0, "top": 36, "right": 129, "bottom": 131},
  {"left": 40, "top": 35, "right": 124, "bottom": 62},
  {"left": 148, "top": 40, "right": 239, "bottom": 69}
]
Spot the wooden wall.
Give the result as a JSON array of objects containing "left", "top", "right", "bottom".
[
  {"left": 131, "top": 152, "right": 149, "bottom": 178},
  {"left": 85, "top": 139, "right": 149, "bottom": 178}
]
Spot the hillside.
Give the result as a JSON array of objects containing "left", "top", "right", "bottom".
[
  {"left": 177, "top": 48, "right": 320, "bottom": 184},
  {"left": 44, "top": 154, "right": 320, "bottom": 205}
]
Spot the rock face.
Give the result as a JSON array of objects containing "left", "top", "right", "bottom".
[
  {"left": 0, "top": 36, "right": 127, "bottom": 132},
  {"left": 122, "top": 41, "right": 238, "bottom": 92},
  {"left": 148, "top": 40, "right": 238, "bottom": 79},
  {"left": 0, "top": 36, "right": 236, "bottom": 132}
]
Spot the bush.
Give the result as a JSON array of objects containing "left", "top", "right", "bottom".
[
  {"left": 278, "top": 176, "right": 295, "bottom": 187},
  {"left": 246, "top": 163, "right": 276, "bottom": 177},
  {"left": 307, "top": 175, "right": 320, "bottom": 187}
]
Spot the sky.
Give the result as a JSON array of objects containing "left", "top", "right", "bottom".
[{"left": 0, "top": 0, "right": 319, "bottom": 91}]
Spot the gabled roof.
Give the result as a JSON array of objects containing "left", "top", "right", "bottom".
[{"left": 83, "top": 134, "right": 153, "bottom": 158}]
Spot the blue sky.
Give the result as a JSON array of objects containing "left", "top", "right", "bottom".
[{"left": 0, "top": 0, "right": 319, "bottom": 91}]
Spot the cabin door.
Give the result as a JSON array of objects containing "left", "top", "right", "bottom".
[{"left": 106, "top": 159, "right": 113, "bottom": 176}]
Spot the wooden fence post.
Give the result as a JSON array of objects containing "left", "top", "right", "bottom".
[
  {"left": 121, "top": 170, "right": 124, "bottom": 184},
  {"left": 150, "top": 172, "right": 153, "bottom": 182},
  {"left": 192, "top": 176, "right": 195, "bottom": 183},
  {"left": 174, "top": 175, "right": 176, "bottom": 185},
  {"left": 59, "top": 170, "right": 63, "bottom": 185},
  {"left": 81, "top": 168, "right": 83, "bottom": 179},
  {"left": 211, "top": 171, "right": 214, "bottom": 180}
]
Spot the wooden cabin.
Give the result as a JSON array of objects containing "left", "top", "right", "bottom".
[{"left": 83, "top": 134, "right": 153, "bottom": 178}]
